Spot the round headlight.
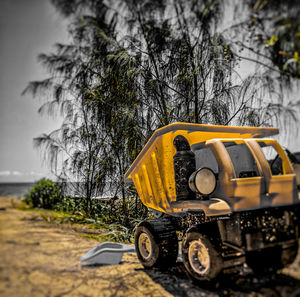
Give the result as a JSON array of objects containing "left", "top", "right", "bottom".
[{"left": 189, "top": 168, "right": 216, "bottom": 195}]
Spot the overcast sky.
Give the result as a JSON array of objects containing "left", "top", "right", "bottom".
[{"left": 0, "top": 0, "right": 68, "bottom": 182}]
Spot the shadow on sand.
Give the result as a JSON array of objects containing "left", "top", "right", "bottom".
[{"left": 140, "top": 263, "right": 300, "bottom": 297}]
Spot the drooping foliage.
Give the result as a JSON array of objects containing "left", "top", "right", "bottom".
[
  {"left": 229, "top": 0, "right": 300, "bottom": 80},
  {"left": 221, "top": 0, "right": 300, "bottom": 133},
  {"left": 24, "top": 0, "right": 299, "bottom": 215}
]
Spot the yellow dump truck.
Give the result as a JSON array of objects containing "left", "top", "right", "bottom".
[{"left": 124, "top": 123, "right": 299, "bottom": 281}]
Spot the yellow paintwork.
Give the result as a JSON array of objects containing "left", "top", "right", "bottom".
[{"left": 124, "top": 123, "right": 298, "bottom": 216}]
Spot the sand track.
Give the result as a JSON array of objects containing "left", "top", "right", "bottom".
[{"left": 0, "top": 196, "right": 300, "bottom": 297}]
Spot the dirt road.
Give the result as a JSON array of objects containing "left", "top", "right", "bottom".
[{"left": 0, "top": 196, "right": 300, "bottom": 297}]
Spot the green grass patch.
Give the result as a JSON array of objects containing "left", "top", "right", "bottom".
[{"left": 18, "top": 204, "right": 134, "bottom": 243}]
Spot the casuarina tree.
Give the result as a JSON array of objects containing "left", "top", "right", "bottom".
[{"left": 24, "top": 0, "right": 299, "bottom": 217}]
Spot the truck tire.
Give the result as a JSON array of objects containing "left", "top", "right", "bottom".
[
  {"left": 182, "top": 231, "right": 223, "bottom": 281},
  {"left": 246, "top": 241, "right": 298, "bottom": 274},
  {"left": 134, "top": 219, "right": 178, "bottom": 268},
  {"left": 246, "top": 247, "right": 281, "bottom": 273},
  {"left": 281, "top": 241, "right": 298, "bottom": 267}
]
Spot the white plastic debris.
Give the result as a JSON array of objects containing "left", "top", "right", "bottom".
[{"left": 80, "top": 242, "right": 135, "bottom": 265}]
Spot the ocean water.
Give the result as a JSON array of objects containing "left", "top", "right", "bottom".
[
  {"left": 0, "top": 183, "right": 34, "bottom": 197},
  {"left": 0, "top": 182, "right": 108, "bottom": 198}
]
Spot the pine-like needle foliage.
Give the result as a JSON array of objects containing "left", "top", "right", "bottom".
[{"left": 24, "top": 0, "right": 299, "bottom": 216}]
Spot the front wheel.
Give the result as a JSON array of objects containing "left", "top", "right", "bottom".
[
  {"left": 182, "top": 231, "right": 223, "bottom": 281},
  {"left": 134, "top": 220, "right": 178, "bottom": 268}
]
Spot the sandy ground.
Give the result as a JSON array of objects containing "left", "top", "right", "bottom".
[{"left": 0, "top": 196, "right": 300, "bottom": 297}]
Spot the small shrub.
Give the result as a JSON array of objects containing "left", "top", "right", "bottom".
[
  {"left": 24, "top": 179, "right": 63, "bottom": 209},
  {"left": 23, "top": 180, "right": 151, "bottom": 242}
]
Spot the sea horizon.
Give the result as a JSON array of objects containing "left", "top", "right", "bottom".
[{"left": 0, "top": 182, "right": 35, "bottom": 197}]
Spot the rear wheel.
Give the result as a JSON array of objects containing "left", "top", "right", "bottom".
[
  {"left": 182, "top": 231, "right": 223, "bottom": 281},
  {"left": 134, "top": 219, "right": 178, "bottom": 268},
  {"left": 246, "top": 247, "right": 281, "bottom": 273},
  {"left": 138, "top": 230, "right": 153, "bottom": 261},
  {"left": 281, "top": 241, "right": 298, "bottom": 267},
  {"left": 246, "top": 241, "right": 298, "bottom": 273}
]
